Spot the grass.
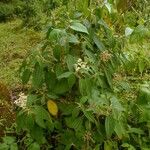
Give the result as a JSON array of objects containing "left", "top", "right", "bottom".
[
  {"left": 0, "top": 19, "right": 42, "bottom": 88},
  {"left": 0, "top": 19, "right": 42, "bottom": 135}
]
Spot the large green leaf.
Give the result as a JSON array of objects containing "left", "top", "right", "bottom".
[
  {"left": 66, "top": 54, "right": 76, "bottom": 71},
  {"left": 137, "top": 87, "right": 150, "bottom": 105},
  {"left": 0, "top": 143, "right": 9, "bottom": 150},
  {"left": 32, "top": 106, "right": 52, "bottom": 129},
  {"left": 32, "top": 62, "right": 44, "bottom": 88},
  {"left": 57, "top": 72, "right": 73, "bottom": 79},
  {"left": 49, "top": 29, "right": 67, "bottom": 42},
  {"left": 110, "top": 97, "right": 125, "bottom": 112},
  {"left": 70, "top": 22, "right": 89, "bottom": 34},
  {"left": 93, "top": 35, "right": 105, "bottom": 51},
  {"left": 27, "top": 94, "right": 38, "bottom": 107},
  {"left": 104, "top": 69, "right": 112, "bottom": 89},
  {"left": 21, "top": 68, "right": 31, "bottom": 84},
  {"left": 53, "top": 79, "right": 70, "bottom": 94},
  {"left": 27, "top": 142, "right": 40, "bottom": 150},
  {"left": 68, "top": 74, "right": 76, "bottom": 89},
  {"left": 30, "top": 125, "right": 46, "bottom": 144},
  {"left": 105, "top": 115, "right": 115, "bottom": 139},
  {"left": 79, "top": 78, "right": 93, "bottom": 96},
  {"left": 104, "top": 141, "right": 113, "bottom": 150},
  {"left": 53, "top": 45, "right": 61, "bottom": 60},
  {"left": 114, "top": 121, "right": 125, "bottom": 139},
  {"left": 65, "top": 117, "right": 83, "bottom": 130},
  {"left": 138, "top": 60, "right": 145, "bottom": 74},
  {"left": 10, "top": 144, "right": 18, "bottom": 150},
  {"left": 45, "top": 70, "right": 56, "bottom": 91},
  {"left": 83, "top": 111, "right": 96, "bottom": 123},
  {"left": 68, "top": 34, "right": 79, "bottom": 43}
]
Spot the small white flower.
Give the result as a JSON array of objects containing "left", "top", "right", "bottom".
[
  {"left": 76, "top": 67, "right": 80, "bottom": 72},
  {"left": 74, "top": 58, "right": 90, "bottom": 73},
  {"left": 81, "top": 64, "right": 86, "bottom": 69},
  {"left": 77, "top": 58, "right": 82, "bottom": 63},
  {"left": 14, "top": 92, "right": 27, "bottom": 109}
]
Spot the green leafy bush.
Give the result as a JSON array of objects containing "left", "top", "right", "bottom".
[{"left": 2, "top": 0, "right": 149, "bottom": 149}]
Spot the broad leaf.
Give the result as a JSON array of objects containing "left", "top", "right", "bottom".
[
  {"left": 57, "top": 72, "right": 73, "bottom": 79},
  {"left": 32, "top": 62, "right": 44, "bottom": 88},
  {"left": 32, "top": 106, "right": 52, "bottom": 129},
  {"left": 105, "top": 115, "right": 115, "bottom": 139},
  {"left": 70, "top": 22, "right": 89, "bottom": 34},
  {"left": 21, "top": 68, "right": 31, "bottom": 84}
]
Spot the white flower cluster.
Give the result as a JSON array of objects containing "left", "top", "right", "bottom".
[
  {"left": 14, "top": 92, "right": 27, "bottom": 109},
  {"left": 74, "top": 58, "right": 90, "bottom": 72}
]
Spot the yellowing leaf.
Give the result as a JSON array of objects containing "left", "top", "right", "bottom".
[{"left": 47, "top": 100, "right": 58, "bottom": 116}]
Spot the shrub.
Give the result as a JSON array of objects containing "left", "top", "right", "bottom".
[{"left": 1, "top": 0, "right": 149, "bottom": 149}]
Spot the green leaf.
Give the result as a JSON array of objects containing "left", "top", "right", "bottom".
[
  {"left": 72, "top": 107, "right": 80, "bottom": 118},
  {"left": 32, "top": 106, "right": 52, "bottom": 129},
  {"left": 80, "top": 96, "right": 88, "bottom": 104},
  {"left": 57, "top": 72, "right": 73, "bottom": 79},
  {"left": 0, "top": 143, "right": 9, "bottom": 150},
  {"left": 32, "top": 63, "right": 44, "bottom": 88},
  {"left": 137, "top": 87, "right": 150, "bottom": 105},
  {"left": 104, "top": 2, "right": 111, "bottom": 13},
  {"left": 79, "top": 78, "right": 93, "bottom": 96},
  {"left": 53, "top": 45, "right": 61, "bottom": 60},
  {"left": 139, "top": 109, "right": 150, "bottom": 122},
  {"left": 104, "top": 141, "right": 113, "bottom": 150},
  {"left": 45, "top": 70, "right": 56, "bottom": 91},
  {"left": 54, "top": 79, "right": 69, "bottom": 94},
  {"left": 70, "top": 22, "right": 89, "bottom": 34},
  {"left": 79, "top": 78, "right": 86, "bottom": 96},
  {"left": 27, "top": 142, "right": 40, "bottom": 150},
  {"left": 105, "top": 115, "right": 115, "bottom": 139},
  {"left": 104, "top": 69, "right": 112, "bottom": 89},
  {"left": 93, "top": 35, "right": 105, "bottom": 51},
  {"left": 30, "top": 125, "right": 46, "bottom": 144},
  {"left": 27, "top": 94, "right": 38, "bottom": 107},
  {"left": 114, "top": 121, "right": 125, "bottom": 139},
  {"left": 68, "top": 34, "right": 79, "bottom": 43},
  {"left": 59, "top": 103, "right": 76, "bottom": 115},
  {"left": 66, "top": 54, "right": 76, "bottom": 71},
  {"left": 3, "top": 136, "right": 16, "bottom": 145},
  {"left": 98, "top": 19, "right": 109, "bottom": 29},
  {"left": 65, "top": 117, "right": 83, "bottom": 130},
  {"left": 16, "top": 110, "right": 27, "bottom": 131},
  {"left": 84, "top": 111, "right": 95, "bottom": 123},
  {"left": 17, "top": 111, "right": 34, "bottom": 131},
  {"left": 49, "top": 29, "right": 67, "bottom": 42},
  {"left": 22, "top": 69, "right": 31, "bottom": 84},
  {"left": 138, "top": 60, "right": 145, "bottom": 74},
  {"left": 25, "top": 113, "right": 35, "bottom": 130},
  {"left": 68, "top": 74, "right": 76, "bottom": 89},
  {"left": 122, "top": 143, "right": 136, "bottom": 150},
  {"left": 110, "top": 97, "right": 125, "bottom": 112},
  {"left": 128, "top": 127, "right": 144, "bottom": 135},
  {"left": 10, "top": 143, "right": 18, "bottom": 150},
  {"left": 94, "top": 145, "right": 100, "bottom": 150},
  {"left": 55, "top": 64, "right": 63, "bottom": 77}
]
